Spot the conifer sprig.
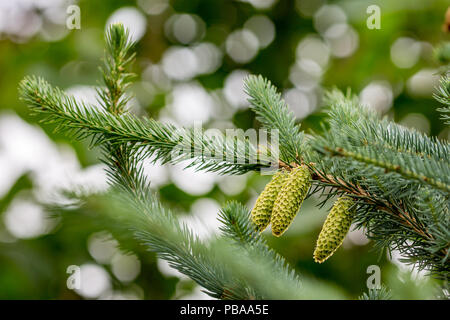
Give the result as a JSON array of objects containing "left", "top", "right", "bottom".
[
  {"left": 434, "top": 75, "right": 450, "bottom": 125},
  {"left": 244, "top": 75, "right": 309, "bottom": 164},
  {"left": 318, "top": 90, "right": 450, "bottom": 193},
  {"left": 359, "top": 286, "right": 392, "bottom": 300},
  {"left": 96, "top": 24, "right": 146, "bottom": 200},
  {"left": 98, "top": 23, "right": 136, "bottom": 114},
  {"left": 18, "top": 76, "right": 272, "bottom": 175}
]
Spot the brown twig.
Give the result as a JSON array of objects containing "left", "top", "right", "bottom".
[{"left": 277, "top": 159, "right": 435, "bottom": 242}]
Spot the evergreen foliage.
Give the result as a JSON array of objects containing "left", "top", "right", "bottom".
[
  {"left": 358, "top": 286, "right": 392, "bottom": 300},
  {"left": 435, "top": 75, "right": 450, "bottom": 125},
  {"left": 18, "top": 24, "right": 449, "bottom": 298}
]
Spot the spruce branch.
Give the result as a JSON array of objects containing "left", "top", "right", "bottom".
[
  {"left": 218, "top": 201, "right": 301, "bottom": 288},
  {"left": 325, "top": 88, "right": 449, "bottom": 162},
  {"left": 318, "top": 89, "right": 450, "bottom": 194},
  {"left": 86, "top": 25, "right": 303, "bottom": 299},
  {"left": 18, "top": 23, "right": 450, "bottom": 296},
  {"left": 434, "top": 75, "right": 450, "bottom": 125},
  {"left": 281, "top": 159, "right": 447, "bottom": 267},
  {"left": 320, "top": 144, "right": 450, "bottom": 193},
  {"left": 244, "top": 75, "right": 310, "bottom": 164},
  {"left": 267, "top": 83, "right": 450, "bottom": 280},
  {"left": 65, "top": 190, "right": 318, "bottom": 299},
  {"left": 18, "top": 76, "right": 273, "bottom": 175},
  {"left": 87, "top": 192, "right": 255, "bottom": 299},
  {"left": 19, "top": 26, "right": 274, "bottom": 176},
  {"left": 77, "top": 194, "right": 342, "bottom": 300},
  {"left": 96, "top": 23, "right": 148, "bottom": 201},
  {"left": 217, "top": 201, "right": 305, "bottom": 298},
  {"left": 359, "top": 286, "right": 392, "bottom": 300},
  {"left": 98, "top": 23, "right": 136, "bottom": 114},
  {"left": 218, "top": 201, "right": 260, "bottom": 246},
  {"left": 20, "top": 24, "right": 311, "bottom": 300}
]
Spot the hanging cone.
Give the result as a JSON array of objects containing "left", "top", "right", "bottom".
[
  {"left": 271, "top": 165, "right": 311, "bottom": 237},
  {"left": 251, "top": 170, "right": 289, "bottom": 232},
  {"left": 313, "top": 196, "right": 355, "bottom": 263}
]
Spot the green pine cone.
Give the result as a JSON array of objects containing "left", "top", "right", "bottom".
[
  {"left": 313, "top": 196, "right": 355, "bottom": 263},
  {"left": 251, "top": 170, "right": 289, "bottom": 232},
  {"left": 271, "top": 165, "right": 311, "bottom": 237}
]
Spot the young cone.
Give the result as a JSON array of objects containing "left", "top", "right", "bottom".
[
  {"left": 313, "top": 196, "right": 355, "bottom": 263},
  {"left": 251, "top": 170, "right": 289, "bottom": 232},
  {"left": 271, "top": 165, "right": 311, "bottom": 237}
]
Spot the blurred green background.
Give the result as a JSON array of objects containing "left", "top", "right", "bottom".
[{"left": 0, "top": 0, "right": 448, "bottom": 299}]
